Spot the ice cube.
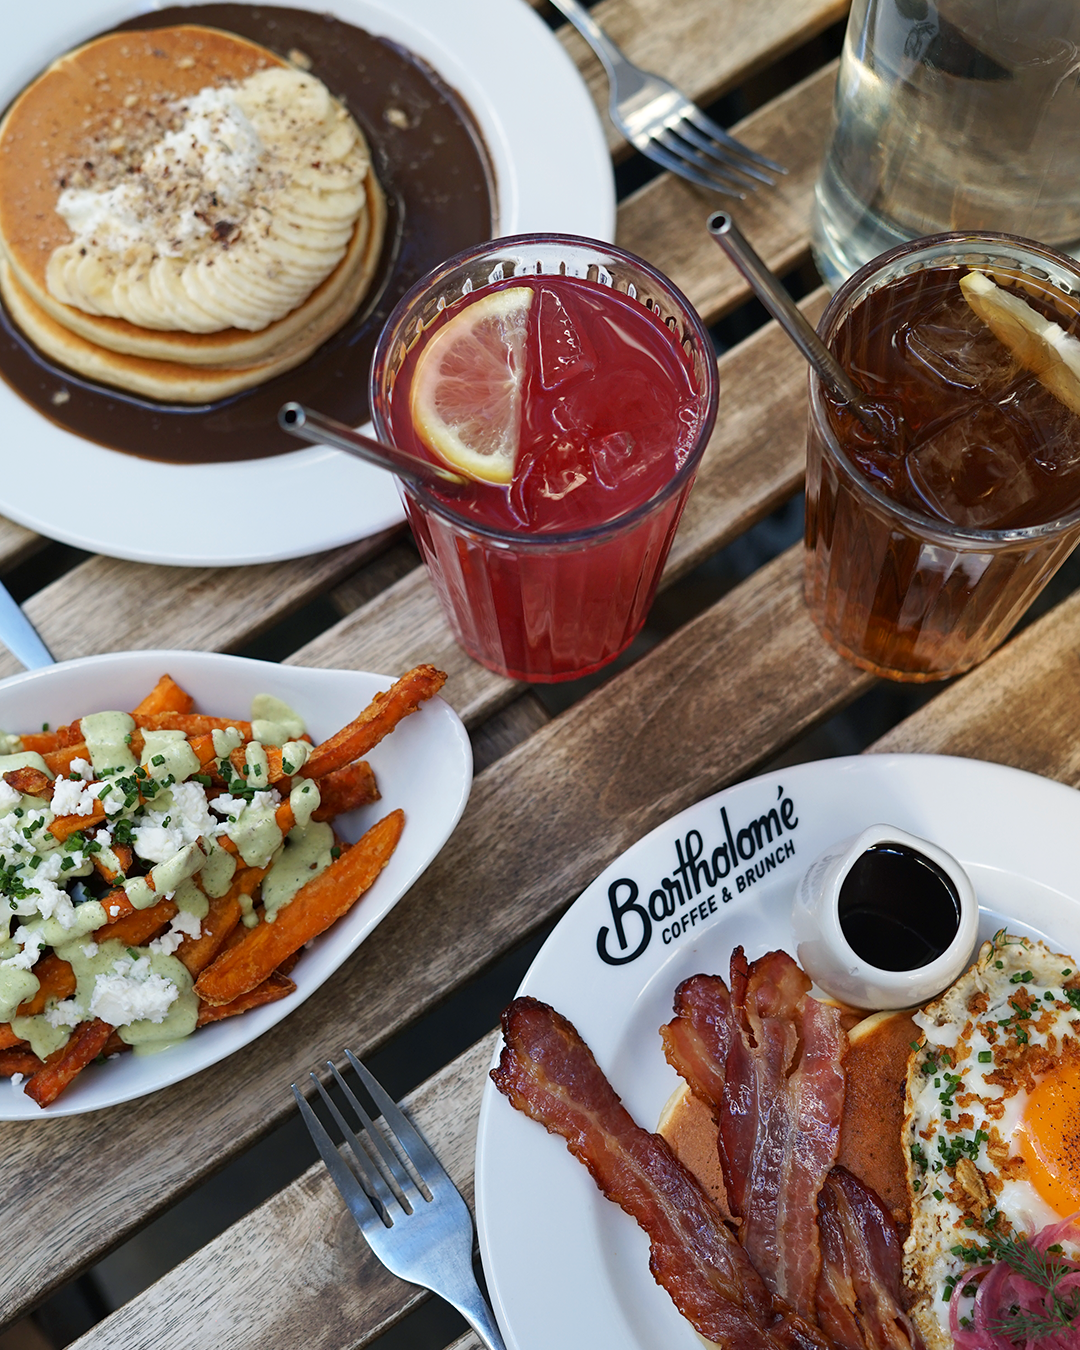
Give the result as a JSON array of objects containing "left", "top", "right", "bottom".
[
  {"left": 904, "top": 402, "right": 1041, "bottom": 529},
  {"left": 536, "top": 285, "right": 595, "bottom": 390},
  {"left": 999, "top": 375, "right": 1080, "bottom": 476},
  {"left": 508, "top": 438, "right": 589, "bottom": 527},
  {"left": 592, "top": 430, "right": 648, "bottom": 490},
  {"left": 903, "top": 299, "right": 1017, "bottom": 396}
]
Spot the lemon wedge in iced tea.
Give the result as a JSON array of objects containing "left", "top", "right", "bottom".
[
  {"left": 409, "top": 286, "right": 534, "bottom": 484},
  {"left": 960, "top": 270, "right": 1080, "bottom": 417}
]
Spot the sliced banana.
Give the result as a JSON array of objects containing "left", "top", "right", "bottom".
[
  {"left": 960, "top": 270, "right": 1080, "bottom": 416},
  {"left": 46, "top": 65, "right": 371, "bottom": 333}
]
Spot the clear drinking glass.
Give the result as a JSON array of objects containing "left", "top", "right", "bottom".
[
  {"left": 813, "top": 0, "right": 1080, "bottom": 288},
  {"left": 805, "top": 231, "right": 1080, "bottom": 682},
  {"left": 370, "top": 235, "right": 719, "bottom": 683}
]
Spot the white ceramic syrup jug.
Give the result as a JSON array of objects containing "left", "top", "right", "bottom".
[{"left": 791, "top": 823, "right": 978, "bottom": 1009}]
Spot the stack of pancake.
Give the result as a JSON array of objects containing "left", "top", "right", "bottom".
[{"left": 0, "top": 25, "right": 386, "bottom": 402}]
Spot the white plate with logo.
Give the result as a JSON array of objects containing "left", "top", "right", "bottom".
[
  {"left": 475, "top": 753, "right": 1080, "bottom": 1350},
  {"left": 0, "top": 0, "right": 614, "bottom": 567},
  {"left": 0, "top": 649, "right": 471, "bottom": 1116}
]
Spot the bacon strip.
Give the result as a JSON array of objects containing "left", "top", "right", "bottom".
[
  {"left": 663, "top": 950, "right": 846, "bottom": 1321},
  {"left": 492, "top": 996, "right": 835, "bottom": 1350},
  {"left": 816, "top": 1168, "right": 923, "bottom": 1350}
]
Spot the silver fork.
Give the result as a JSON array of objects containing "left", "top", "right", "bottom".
[
  {"left": 550, "top": 0, "right": 785, "bottom": 196},
  {"left": 292, "top": 1050, "right": 507, "bottom": 1350}
]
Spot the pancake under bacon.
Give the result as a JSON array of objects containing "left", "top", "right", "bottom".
[{"left": 492, "top": 997, "right": 833, "bottom": 1350}]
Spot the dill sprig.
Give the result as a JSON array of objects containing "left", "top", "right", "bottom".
[{"left": 982, "top": 1231, "right": 1080, "bottom": 1342}]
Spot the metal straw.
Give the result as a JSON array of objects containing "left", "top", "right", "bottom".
[
  {"left": 278, "top": 403, "right": 469, "bottom": 491},
  {"left": 706, "top": 211, "right": 871, "bottom": 414}
]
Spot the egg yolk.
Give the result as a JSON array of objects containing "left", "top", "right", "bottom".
[{"left": 1017, "top": 1062, "right": 1080, "bottom": 1218}]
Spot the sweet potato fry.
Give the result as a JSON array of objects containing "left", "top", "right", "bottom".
[
  {"left": 311, "top": 759, "right": 379, "bottom": 821},
  {"left": 25, "top": 1017, "right": 112, "bottom": 1107},
  {"left": 3, "top": 766, "right": 52, "bottom": 799},
  {"left": 93, "top": 842, "right": 132, "bottom": 886},
  {"left": 95, "top": 897, "right": 177, "bottom": 947},
  {"left": 188, "top": 732, "right": 220, "bottom": 771},
  {"left": 195, "top": 970, "right": 296, "bottom": 1026},
  {"left": 19, "top": 721, "right": 82, "bottom": 754},
  {"left": 195, "top": 808, "right": 404, "bottom": 1005},
  {"left": 97, "top": 887, "right": 136, "bottom": 925},
  {"left": 133, "top": 712, "right": 252, "bottom": 737},
  {"left": 303, "top": 666, "right": 446, "bottom": 779},
  {"left": 48, "top": 800, "right": 105, "bottom": 842},
  {"left": 42, "top": 743, "right": 91, "bottom": 777},
  {"left": 175, "top": 866, "right": 265, "bottom": 977},
  {"left": 229, "top": 744, "right": 287, "bottom": 783},
  {"left": 0, "top": 1025, "right": 25, "bottom": 1051},
  {"left": 101, "top": 1030, "right": 129, "bottom": 1058},
  {"left": 131, "top": 674, "right": 194, "bottom": 717},
  {"left": 0, "top": 1049, "right": 44, "bottom": 1078},
  {"left": 16, "top": 954, "right": 76, "bottom": 1016}
]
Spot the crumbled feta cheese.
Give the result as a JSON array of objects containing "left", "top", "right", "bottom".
[
  {"left": 51, "top": 776, "right": 98, "bottom": 817},
  {"left": 9, "top": 1072, "right": 24, "bottom": 1095},
  {"left": 132, "top": 781, "right": 217, "bottom": 864},
  {"left": 2, "top": 925, "right": 45, "bottom": 970},
  {"left": 45, "top": 998, "right": 84, "bottom": 1028},
  {"left": 68, "top": 759, "right": 94, "bottom": 782},
  {"left": 82, "top": 942, "right": 98, "bottom": 958},
  {"left": 0, "top": 780, "right": 20, "bottom": 813},
  {"left": 85, "top": 954, "right": 179, "bottom": 1026},
  {"left": 149, "top": 908, "right": 202, "bottom": 956}
]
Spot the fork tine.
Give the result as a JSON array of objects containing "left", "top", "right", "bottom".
[
  {"left": 309, "top": 1070, "right": 403, "bottom": 1220},
  {"left": 671, "top": 120, "right": 776, "bottom": 186},
  {"left": 291, "top": 1084, "right": 389, "bottom": 1228},
  {"left": 639, "top": 136, "right": 747, "bottom": 198},
  {"left": 654, "top": 127, "right": 762, "bottom": 191},
  {"left": 345, "top": 1049, "right": 449, "bottom": 1189},
  {"left": 327, "top": 1060, "right": 425, "bottom": 1208},
  {"left": 682, "top": 106, "right": 787, "bottom": 175}
]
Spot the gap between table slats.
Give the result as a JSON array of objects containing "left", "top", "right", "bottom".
[{"left": 0, "top": 62, "right": 834, "bottom": 674}]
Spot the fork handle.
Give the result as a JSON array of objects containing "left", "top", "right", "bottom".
[
  {"left": 445, "top": 1283, "right": 509, "bottom": 1350},
  {"left": 547, "top": 0, "right": 624, "bottom": 82}
]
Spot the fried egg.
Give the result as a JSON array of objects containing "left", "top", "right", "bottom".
[{"left": 902, "top": 932, "right": 1080, "bottom": 1348}]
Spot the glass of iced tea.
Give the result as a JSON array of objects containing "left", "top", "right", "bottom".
[
  {"left": 806, "top": 231, "right": 1080, "bottom": 682},
  {"left": 370, "top": 235, "right": 718, "bottom": 682}
]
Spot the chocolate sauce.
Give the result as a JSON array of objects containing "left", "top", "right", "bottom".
[
  {"left": 0, "top": 5, "right": 495, "bottom": 463},
  {"left": 838, "top": 842, "right": 962, "bottom": 971}
]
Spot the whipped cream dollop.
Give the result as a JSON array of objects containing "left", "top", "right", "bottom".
[{"left": 56, "top": 86, "right": 264, "bottom": 259}]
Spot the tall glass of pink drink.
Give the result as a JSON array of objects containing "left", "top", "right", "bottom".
[{"left": 370, "top": 235, "right": 718, "bottom": 683}]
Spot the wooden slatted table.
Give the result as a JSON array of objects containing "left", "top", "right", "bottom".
[{"left": 2, "top": 2, "right": 1075, "bottom": 1348}]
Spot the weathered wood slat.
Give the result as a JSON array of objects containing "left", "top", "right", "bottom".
[
  {"left": 288, "top": 290, "right": 827, "bottom": 728},
  {"left": 557, "top": 0, "right": 846, "bottom": 157},
  {"left": 0, "top": 532, "right": 399, "bottom": 681},
  {"left": 0, "top": 518, "right": 43, "bottom": 571},
  {"left": 66, "top": 1034, "right": 498, "bottom": 1350},
  {"left": 0, "top": 542, "right": 874, "bottom": 1330},
  {"left": 870, "top": 588, "right": 1080, "bottom": 786},
  {"left": 617, "top": 63, "right": 835, "bottom": 322}
]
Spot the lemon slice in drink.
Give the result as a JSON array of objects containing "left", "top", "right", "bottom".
[
  {"left": 409, "top": 286, "right": 534, "bottom": 485},
  {"left": 960, "top": 270, "right": 1080, "bottom": 416}
]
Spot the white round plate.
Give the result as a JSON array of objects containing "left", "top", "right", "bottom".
[
  {"left": 476, "top": 753, "right": 1080, "bottom": 1350},
  {"left": 0, "top": 649, "right": 472, "bottom": 1117},
  {"left": 0, "top": 0, "right": 615, "bottom": 567}
]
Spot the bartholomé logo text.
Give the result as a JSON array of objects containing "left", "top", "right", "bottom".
[{"left": 595, "top": 787, "right": 800, "bottom": 966}]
